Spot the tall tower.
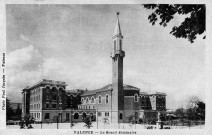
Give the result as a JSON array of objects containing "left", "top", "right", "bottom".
[{"left": 111, "top": 12, "right": 125, "bottom": 123}]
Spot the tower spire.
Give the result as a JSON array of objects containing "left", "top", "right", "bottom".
[
  {"left": 113, "top": 12, "right": 122, "bottom": 38},
  {"left": 111, "top": 12, "right": 125, "bottom": 123}
]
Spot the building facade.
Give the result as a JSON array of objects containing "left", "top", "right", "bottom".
[{"left": 22, "top": 13, "right": 166, "bottom": 124}]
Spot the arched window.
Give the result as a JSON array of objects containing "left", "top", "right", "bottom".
[
  {"left": 119, "top": 113, "right": 123, "bottom": 120},
  {"left": 52, "top": 94, "right": 57, "bottom": 100},
  {"left": 82, "top": 112, "right": 87, "bottom": 119},
  {"left": 46, "top": 87, "right": 50, "bottom": 93},
  {"left": 74, "top": 113, "right": 79, "bottom": 119},
  {"left": 81, "top": 98, "right": 84, "bottom": 104},
  {"left": 98, "top": 95, "right": 101, "bottom": 104},
  {"left": 52, "top": 87, "right": 57, "bottom": 93},
  {"left": 91, "top": 97, "right": 94, "bottom": 103},
  {"left": 86, "top": 97, "right": 89, "bottom": 104},
  {"left": 105, "top": 95, "right": 109, "bottom": 103},
  {"left": 134, "top": 94, "right": 138, "bottom": 102},
  {"left": 135, "top": 112, "right": 138, "bottom": 118},
  {"left": 90, "top": 113, "right": 94, "bottom": 119}
]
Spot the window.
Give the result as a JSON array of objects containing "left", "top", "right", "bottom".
[
  {"left": 81, "top": 98, "right": 84, "bottom": 104},
  {"left": 98, "top": 95, "right": 102, "bottom": 104},
  {"left": 120, "top": 40, "right": 122, "bottom": 50},
  {"left": 44, "top": 113, "right": 50, "bottom": 119},
  {"left": 46, "top": 94, "right": 49, "bottom": 100},
  {"left": 74, "top": 113, "right": 79, "bottom": 119},
  {"left": 105, "top": 95, "right": 109, "bottom": 103},
  {"left": 46, "top": 87, "right": 50, "bottom": 93},
  {"left": 82, "top": 113, "right": 87, "bottom": 119},
  {"left": 134, "top": 94, "right": 138, "bottom": 102},
  {"left": 52, "top": 104, "right": 57, "bottom": 109},
  {"left": 52, "top": 87, "right": 57, "bottom": 93},
  {"left": 114, "top": 40, "right": 116, "bottom": 50},
  {"left": 86, "top": 97, "right": 89, "bottom": 104},
  {"left": 90, "top": 113, "right": 94, "bottom": 119},
  {"left": 52, "top": 95, "right": 57, "bottom": 100},
  {"left": 66, "top": 113, "right": 69, "bottom": 121},
  {"left": 135, "top": 112, "right": 138, "bottom": 118},
  {"left": 119, "top": 113, "right": 123, "bottom": 120},
  {"left": 46, "top": 103, "right": 49, "bottom": 109},
  {"left": 91, "top": 97, "right": 94, "bottom": 103},
  {"left": 105, "top": 112, "right": 109, "bottom": 116},
  {"left": 98, "top": 112, "right": 101, "bottom": 116}
]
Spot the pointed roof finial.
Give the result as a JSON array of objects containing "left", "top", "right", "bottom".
[
  {"left": 113, "top": 12, "right": 122, "bottom": 38},
  {"left": 116, "top": 12, "right": 120, "bottom": 18}
]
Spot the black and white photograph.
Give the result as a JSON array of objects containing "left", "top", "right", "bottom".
[{"left": 1, "top": 1, "right": 210, "bottom": 134}]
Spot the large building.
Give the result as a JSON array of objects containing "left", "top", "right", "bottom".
[{"left": 22, "top": 13, "right": 166, "bottom": 124}]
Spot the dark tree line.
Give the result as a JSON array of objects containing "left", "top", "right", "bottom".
[
  {"left": 143, "top": 4, "right": 205, "bottom": 43},
  {"left": 6, "top": 98, "right": 22, "bottom": 121},
  {"left": 175, "top": 96, "right": 205, "bottom": 121}
]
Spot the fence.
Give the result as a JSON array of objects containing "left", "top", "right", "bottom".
[{"left": 7, "top": 110, "right": 205, "bottom": 129}]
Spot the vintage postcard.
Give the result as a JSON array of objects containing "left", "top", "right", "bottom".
[{"left": 0, "top": 0, "right": 211, "bottom": 135}]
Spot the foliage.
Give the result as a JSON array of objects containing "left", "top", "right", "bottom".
[
  {"left": 83, "top": 116, "right": 92, "bottom": 129},
  {"left": 143, "top": 4, "right": 205, "bottom": 43},
  {"left": 15, "top": 104, "right": 22, "bottom": 118},
  {"left": 19, "top": 114, "right": 34, "bottom": 129},
  {"left": 128, "top": 115, "right": 135, "bottom": 123},
  {"left": 103, "top": 118, "right": 109, "bottom": 125},
  {"left": 175, "top": 108, "right": 186, "bottom": 117},
  {"left": 6, "top": 98, "right": 15, "bottom": 120},
  {"left": 70, "top": 120, "right": 75, "bottom": 128},
  {"left": 185, "top": 96, "right": 205, "bottom": 120}
]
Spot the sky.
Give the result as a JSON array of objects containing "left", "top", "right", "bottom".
[{"left": 6, "top": 4, "right": 205, "bottom": 110}]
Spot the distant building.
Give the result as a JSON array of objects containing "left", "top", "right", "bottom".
[{"left": 22, "top": 13, "right": 166, "bottom": 124}]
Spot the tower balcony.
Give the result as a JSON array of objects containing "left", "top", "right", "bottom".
[{"left": 111, "top": 50, "right": 125, "bottom": 58}]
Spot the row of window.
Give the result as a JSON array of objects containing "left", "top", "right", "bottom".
[
  {"left": 81, "top": 95, "right": 109, "bottom": 104},
  {"left": 81, "top": 94, "right": 142, "bottom": 104},
  {"left": 98, "top": 112, "right": 110, "bottom": 117},
  {"left": 44, "top": 112, "right": 94, "bottom": 120},
  {"left": 30, "top": 104, "right": 41, "bottom": 109},
  {"left": 46, "top": 88, "right": 63, "bottom": 93},
  {"left": 45, "top": 103, "right": 62, "bottom": 109},
  {"left": 46, "top": 94, "right": 57, "bottom": 100},
  {"left": 30, "top": 112, "right": 41, "bottom": 119},
  {"left": 30, "top": 95, "right": 41, "bottom": 102},
  {"left": 30, "top": 88, "right": 41, "bottom": 95},
  {"left": 78, "top": 105, "right": 95, "bottom": 110}
]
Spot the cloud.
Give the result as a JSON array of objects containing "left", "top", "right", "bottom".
[
  {"left": 7, "top": 45, "right": 43, "bottom": 102},
  {"left": 20, "top": 34, "right": 29, "bottom": 42}
]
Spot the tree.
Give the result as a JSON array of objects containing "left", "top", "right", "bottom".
[
  {"left": 83, "top": 116, "right": 92, "bottom": 129},
  {"left": 175, "top": 108, "right": 185, "bottom": 118},
  {"left": 196, "top": 101, "right": 205, "bottom": 120},
  {"left": 143, "top": 4, "right": 205, "bottom": 43},
  {"left": 185, "top": 96, "right": 205, "bottom": 120},
  {"left": 15, "top": 104, "right": 22, "bottom": 119},
  {"left": 6, "top": 98, "right": 14, "bottom": 120}
]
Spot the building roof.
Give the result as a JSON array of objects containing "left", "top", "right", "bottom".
[
  {"left": 139, "top": 91, "right": 149, "bottom": 95},
  {"left": 66, "top": 89, "right": 85, "bottom": 94},
  {"left": 149, "top": 92, "right": 166, "bottom": 96},
  {"left": 81, "top": 84, "right": 140, "bottom": 96},
  {"left": 123, "top": 84, "right": 140, "bottom": 91},
  {"left": 22, "top": 79, "right": 67, "bottom": 91},
  {"left": 81, "top": 84, "right": 112, "bottom": 96}
]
